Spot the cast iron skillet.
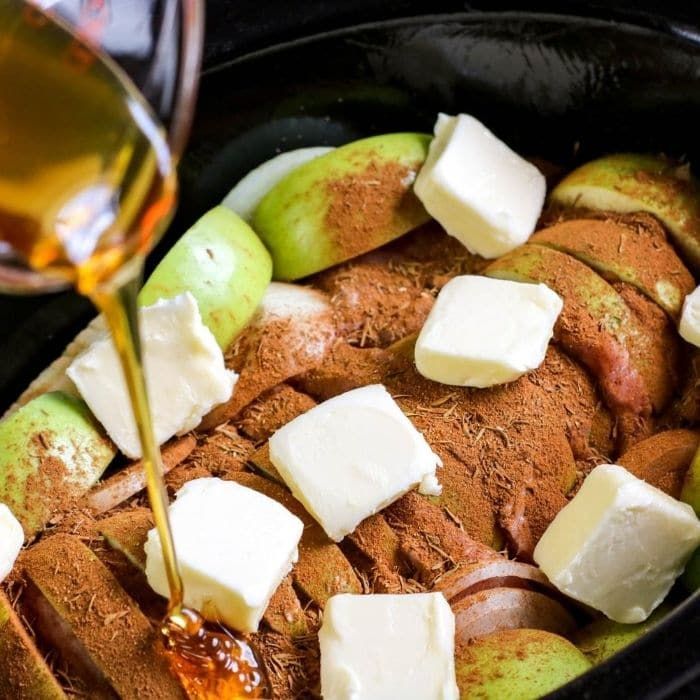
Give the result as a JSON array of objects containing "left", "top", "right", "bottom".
[{"left": 2, "top": 11, "right": 700, "bottom": 697}]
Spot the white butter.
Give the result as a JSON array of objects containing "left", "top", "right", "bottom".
[
  {"left": 415, "top": 275, "right": 562, "bottom": 388},
  {"left": 0, "top": 504, "right": 23, "bottom": 583},
  {"left": 67, "top": 292, "right": 237, "bottom": 459},
  {"left": 145, "top": 477, "right": 303, "bottom": 632},
  {"left": 414, "top": 113, "right": 546, "bottom": 258},
  {"left": 534, "top": 464, "right": 700, "bottom": 623},
  {"left": 222, "top": 146, "right": 334, "bottom": 221},
  {"left": 319, "top": 593, "right": 458, "bottom": 700},
  {"left": 269, "top": 384, "right": 441, "bottom": 542},
  {"left": 679, "top": 285, "right": 700, "bottom": 347}
]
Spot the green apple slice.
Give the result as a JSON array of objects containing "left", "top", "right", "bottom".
[
  {"left": 456, "top": 628, "right": 591, "bottom": 699},
  {"left": 0, "top": 392, "right": 115, "bottom": 536},
  {"left": 253, "top": 133, "right": 431, "bottom": 280},
  {"left": 9, "top": 206, "right": 273, "bottom": 415},
  {"left": 575, "top": 605, "right": 670, "bottom": 666},
  {"left": 550, "top": 153, "right": 700, "bottom": 270},
  {"left": 531, "top": 216, "right": 694, "bottom": 318},
  {"left": 222, "top": 146, "right": 334, "bottom": 221},
  {"left": 140, "top": 205, "right": 272, "bottom": 349},
  {"left": 0, "top": 591, "right": 66, "bottom": 699},
  {"left": 485, "top": 245, "right": 671, "bottom": 422}
]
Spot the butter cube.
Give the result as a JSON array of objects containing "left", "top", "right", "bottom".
[
  {"left": 534, "top": 464, "right": 700, "bottom": 623},
  {"left": 68, "top": 292, "right": 237, "bottom": 458},
  {"left": 145, "top": 478, "right": 303, "bottom": 632},
  {"left": 319, "top": 593, "right": 458, "bottom": 700},
  {"left": 415, "top": 275, "right": 562, "bottom": 388},
  {"left": 414, "top": 113, "right": 546, "bottom": 258},
  {"left": 679, "top": 285, "right": 700, "bottom": 347},
  {"left": 0, "top": 504, "right": 23, "bottom": 582},
  {"left": 268, "top": 384, "right": 441, "bottom": 541}
]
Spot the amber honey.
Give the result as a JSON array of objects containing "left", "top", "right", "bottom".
[{"left": 0, "top": 3, "right": 264, "bottom": 696}]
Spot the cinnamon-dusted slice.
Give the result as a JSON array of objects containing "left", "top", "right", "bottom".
[
  {"left": 0, "top": 590, "right": 66, "bottom": 699},
  {"left": 236, "top": 384, "right": 316, "bottom": 442},
  {"left": 343, "top": 514, "right": 409, "bottom": 593},
  {"left": 166, "top": 425, "right": 254, "bottom": 491},
  {"left": 201, "top": 284, "right": 336, "bottom": 430},
  {"left": 486, "top": 245, "right": 664, "bottom": 443},
  {"left": 314, "top": 251, "right": 435, "bottom": 348},
  {"left": 433, "top": 559, "right": 556, "bottom": 604},
  {"left": 384, "top": 491, "right": 498, "bottom": 585},
  {"left": 99, "top": 508, "right": 153, "bottom": 570},
  {"left": 618, "top": 429, "right": 699, "bottom": 498},
  {"left": 261, "top": 575, "right": 308, "bottom": 639},
  {"left": 226, "top": 473, "right": 361, "bottom": 608},
  {"left": 531, "top": 215, "right": 694, "bottom": 318},
  {"left": 452, "top": 588, "right": 577, "bottom": 649},
  {"left": 248, "top": 442, "right": 284, "bottom": 484},
  {"left": 86, "top": 435, "right": 196, "bottom": 514},
  {"left": 294, "top": 341, "right": 393, "bottom": 401},
  {"left": 21, "top": 534, "right": 184, "bottom": 699}
]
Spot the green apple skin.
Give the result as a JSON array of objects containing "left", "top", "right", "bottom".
[
  {"left": 456, "top": 629, "right": 591, "bottom": 699},
  {"left": 531, "top": 218, "right": 694, "bottom": 319},
  {"left": 575, "top": 606, "right": 669, "bottom": 666},
  {"left": 139, "top": 205, "right": 272, "bottom": 349},
  {"left": 0, "top": 592, "right": 67, "bottom": 699},
  {"left": 0, "top": 392, "right": 115, "bottom": 536},
  {"left": 550, "top": 153, "right": 700, "bottom": 271},
  {"left": 253, "top": 133, "right": 431, "bottom": 280}
]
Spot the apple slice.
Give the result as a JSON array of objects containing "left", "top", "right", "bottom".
[
  {"left": 140, "top": 205, "right": 272, "bottom": 350},
  {"left": 433, "top": 559, "right": 556, "bottom": 604},
  {"left": 575, "top": 605, "right": 670, "bottom": 665},
  {"left": 680, "top": 442, "right": 700, "bottom": 589},
  {"left": 22, "top": 534, "right": 185, "bottom": 699},
  {"left": 201, "top": 283, "right": 335, "bottom": 429},
  {"left": 453, "top": 587, "right": 577, "bottom": 645},
  {"left": 486, "top": 245, "right": 670, "bottom": 440},
  {"left": 456, "top": 629, "right": 591, "bottom": 698},
  {"left": 222, "top": 146, "right": 334, "bottom": 221},
  {"left": 550, "top": 153, "right": 700, "bottom": 270},
  {"left": 0, "top": 392, "right": 115, "bottom": 536},
  {"left": 531, "top": 215, "right": 694, "bottom": 318},
  {"left": 99, "top": 507, "right": 153, "bottom": 569},
  {"left": 253, "top": 133, "right": 431, "bottom": 280},
  {"left": 618, "top": 429, "right": 698, "bottom": 498},
  {"left": 0, "top": 591, "right": 66, "bottom": 699},
  {"left": 9, "top": 205, "right": 273, "bottom": 417}
]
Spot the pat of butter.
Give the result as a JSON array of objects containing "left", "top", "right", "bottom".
[
  {"left": 534, "top": 464, "right": 700, "bottom": 623},
  {"left": 414, "top": 113, "right": 546, "bottom": 258},
  {"left": 319, "top": 593, "right": 458, "bottom": 700},
  {"left": 145, "top": 477, "right": 303, "bottom": 632},
  {"left": 269, "top": 384, "right": 442, "bottom": 542},
  {"left": 679, "top": 285, "right": 700, "bottom": 347},
  {"left": 67, "top": 292, "right": 237, "bottom": 459},
  {"left": 0, "top": 504, "right": 23, "bottom": 583},
  {"left": 415, "top": 275, "right": 562, "bottom": 388}
]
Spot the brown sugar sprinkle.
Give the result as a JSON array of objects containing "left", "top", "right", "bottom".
[
  {"left": 236, "top": 384, "right": 317, "bottom": 442},
  {"left": 324, "top": 158, "right": 426, "bottom": 259}
]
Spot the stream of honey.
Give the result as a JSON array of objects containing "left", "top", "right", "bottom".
[{"left": 0, "top": 3, "right": 265, "bottom": 697}]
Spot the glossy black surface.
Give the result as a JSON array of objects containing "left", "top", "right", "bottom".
[{"left": 2, "top": 8, "right": 700, "bottom": 696}]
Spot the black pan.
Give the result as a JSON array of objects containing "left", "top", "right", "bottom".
[{"left": 2, "top": 8, "right": 700, "bottom": 697}]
